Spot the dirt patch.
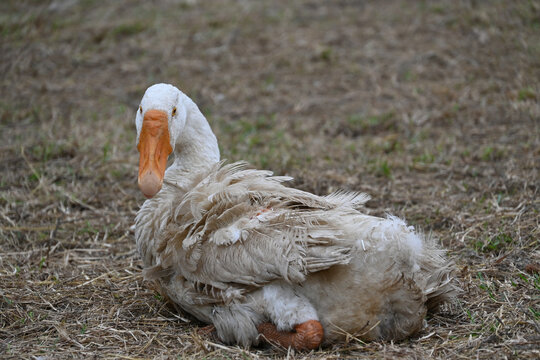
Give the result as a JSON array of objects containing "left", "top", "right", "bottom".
[{"left": 1, "top": 0, "right": 539, "bottom": 358}]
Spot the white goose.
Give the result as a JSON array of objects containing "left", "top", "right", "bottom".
[{"left": 134, "top": 83, "right": 457, "bottom": 350}]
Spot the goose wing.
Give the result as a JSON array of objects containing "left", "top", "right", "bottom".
[{"left": 144, "top": 161, "right": 369, "bottom": 304}]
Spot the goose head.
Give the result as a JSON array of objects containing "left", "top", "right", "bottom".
[
  {"left": 135, "top": 83, "right": 219, "bottom": 198},
  {"left": 135, "top": 84, "right": 186, "bottom": 198}
]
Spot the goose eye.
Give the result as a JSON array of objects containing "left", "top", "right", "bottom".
[
  {"left": 172, "top": 107, "right": 177, "bottom": 116},
  {"left": 139, "top": 106, "right": 142, "bottom": 113}
]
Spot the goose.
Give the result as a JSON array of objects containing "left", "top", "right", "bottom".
[{"left": 134, "top": 83, "right": 457, "bottom": 350}]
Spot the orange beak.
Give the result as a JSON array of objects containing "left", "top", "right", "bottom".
[{"left": 137, "top": 109, "right": 173, "bottom": 198}]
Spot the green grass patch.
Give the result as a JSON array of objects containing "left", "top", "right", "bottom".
[
  {"left": 480, "top": 145, "right": 505, "bottom": 161},
  {"left": 345, "top": 112, "right": 396, "bottom": 135},
  {"left": 319, "top": 47, "right": 333, "bottom": 62},
  {"left": 213, "top": 114, "right": 299, "bottom": 171},
  {"left": 529, "top": 307, "right": 540, "bottom": 320},
  {"left": 477, "top": 272, "right": 497, "bottom": 301},
  {"left": 78, "top": 221, "right": 99, "bottom": 235},
  {"left": 473, "top": 232, "right": 513, "bottom": 253},
  {"left": 112, "top": 22, "right": 148, "bottom": 37},
  {"left": 414, "top": 150, "right": 435, "bottom": 164},
  {"left": 517, "top": 87, "right": 536, "bottom": 101},
  {"left": 368, "top": 159, "right": 392, "bottom": 178}
]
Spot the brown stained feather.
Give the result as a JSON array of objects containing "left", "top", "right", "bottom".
[{"left": 137, "top": 161, "right": 361, "bottom": 305}]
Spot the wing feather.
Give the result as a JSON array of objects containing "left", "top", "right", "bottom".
[{"left": 150, "top": 162, "right": 358, "bottom": 305}]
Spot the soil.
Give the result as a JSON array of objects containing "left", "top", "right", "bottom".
[{"left": 1, "top": 0, "right": 539, "bottom": 358}]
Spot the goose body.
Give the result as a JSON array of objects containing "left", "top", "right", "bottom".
[{"left": 134, "top": 83, "right": 457, "bottom": 349}]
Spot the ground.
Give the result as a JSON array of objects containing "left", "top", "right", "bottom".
[{"left": 0, "top": 0, "right": 539, "bottom": 358}]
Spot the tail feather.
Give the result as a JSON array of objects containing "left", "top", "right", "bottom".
[
  {"left": 417, "top": 234, "right": 460, "bottom": 312},
  {"left": 374, "top": 216, "right": 459, "bottom": 312},
  {"left": 424, "top": 262, "right": 460, "bottom": 312}
]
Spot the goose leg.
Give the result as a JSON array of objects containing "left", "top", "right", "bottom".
[{"left": 257, "top": 320, "right": 323, "bottom": 350}]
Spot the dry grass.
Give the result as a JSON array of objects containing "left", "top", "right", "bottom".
[{"left": 1, "top": 0, "right": 539, "bottom": 358}]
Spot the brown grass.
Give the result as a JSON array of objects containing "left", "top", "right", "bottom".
[{"left": 1, "top": 0, "right": 539, "bottom": 358}]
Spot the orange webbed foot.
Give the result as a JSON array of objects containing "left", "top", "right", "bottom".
[{"left": 257, "top": 320, "right": 323, "bottom": 350}]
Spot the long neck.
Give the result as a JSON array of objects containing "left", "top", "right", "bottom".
[{"left": 164, "top": 94, "right": 220, "bottom": 185}]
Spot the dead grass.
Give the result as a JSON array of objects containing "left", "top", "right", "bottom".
[{"left": 1, "top": 0, "right": 539, "bottom": 358}]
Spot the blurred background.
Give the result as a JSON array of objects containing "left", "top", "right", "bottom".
[{"left": 1, "top": 0, "right": 538, "bottom": 358}]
